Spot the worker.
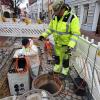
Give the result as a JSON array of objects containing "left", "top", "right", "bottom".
[
  {"left": 39, "top": 0, "right": 80, "bottom": 79},
  {"left": 21, "top": 38, "right": 38, "bottom": 56},
  {"left": 15, "top": 38, "right": 38, "bottom": 73}
]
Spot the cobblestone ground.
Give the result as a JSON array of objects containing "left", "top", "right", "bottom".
[
  {"left": 0, "top": 37, "right": 21, "bottom": 99},
  {"left": 38, "top": 42, "right": 88, "bottom": 100}
]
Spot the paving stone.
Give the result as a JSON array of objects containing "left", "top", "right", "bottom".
[
  {"left": 65, "top": 95, "right": 71, "bottom": 100},
  {"left": 65, "top": 87, "right": 70, "bottom": 91},
  {"left": 72, "top": 94, "right": 82, "bottom": 100},
  {"left": 77, "top": 96, "right": 82, "bottom": 100}
]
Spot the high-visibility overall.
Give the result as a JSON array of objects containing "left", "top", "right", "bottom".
[{"left": 41, "top": 11, "right": 80, "bottom": 75}]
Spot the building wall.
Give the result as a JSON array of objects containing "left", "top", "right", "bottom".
[
  {"left": 43, "top": 0, "right": 48, "bottom": 12},
  {"left": 0, "top": 5, "right": 13, "bottom": 17},
  {"left": 28, "top": 2, "right": 38, "bottom": 20},
  {"left": 28, "top": 0, "right": 49, "bottom": 20},
  {"left": 0, "top": 1, "right": 2, "bottom": 16},
  {"left": 37, "top": 0, "right": 42, "bottom": 19},
  {"left": 36, "top": 0, "right": 48, "bottom": 20},
  {"left": 29, "top": 0, "right": 37, "bottom": 6},
  {"left": 48, "top": 0, "right": 53, "bottom": 20},
  {"left": 69, "top": 0, "right": 100, "bottom": 32}
]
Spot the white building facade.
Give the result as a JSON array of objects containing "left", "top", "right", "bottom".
[
  {"left": 28, "top": 0, "right": 49, "bottom": 20},
  {"left": 66, "top": 0, "right": 100, "bottom": 35},
  {"left": 28, "top": 2, "right": 38, "bottom": 20}
]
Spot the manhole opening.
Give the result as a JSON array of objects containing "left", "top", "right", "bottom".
[
  {"left": 39, "top": 82, "right": 58, "bottom": 94},
  {"left": 33, "top": 74, "right": 64, "bottom": 96}
]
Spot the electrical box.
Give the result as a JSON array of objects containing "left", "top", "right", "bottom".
[{"left": 7, "top": 71, "right": 30, "bottom": 95}]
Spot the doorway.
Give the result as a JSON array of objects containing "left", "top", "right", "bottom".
[{"left": 96, "top": 9, "right": 100, "bottom": 35}]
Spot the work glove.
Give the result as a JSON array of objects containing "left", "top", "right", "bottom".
[
  {"left": 62, "top": 45, "right": 72, "bottom": 54},
  {"left": 67, "top": 46, "right": 73, "bottom": 53},
  {"left": 38, "top": 36, "right": 45, "bottom": 41}
]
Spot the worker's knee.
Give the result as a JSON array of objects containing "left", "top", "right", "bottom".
[
  {"left": 54, "top": 56, "right": 60, "bottom": 64},
  {"left": 63, "top": 59, "right": 69, "bottom": 68}
]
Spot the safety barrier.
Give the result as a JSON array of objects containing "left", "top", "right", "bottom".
[
  {"left": 70, "top": 35, "right": 100, "bottom": 100},
  {"left": 0, "top": 22, "right": 48, "bottom": 37}
]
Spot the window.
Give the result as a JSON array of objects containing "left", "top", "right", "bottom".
[
  {"left": 82, "top": 4, "right": 89, "bottom": 24},
  {"left": 74, "top": 6, "right": 78, "bottom": 16}
]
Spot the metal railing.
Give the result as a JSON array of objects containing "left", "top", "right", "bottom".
[{"left": 70, "top": 35, "right": 100, "bottom": 100}]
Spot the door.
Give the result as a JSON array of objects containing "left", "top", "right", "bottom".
[{"left": 96, "top": 13, "right": 100, "bottom": 35}]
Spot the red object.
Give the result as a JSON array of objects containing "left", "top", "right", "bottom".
[{"left": 44, "top": 39, "right": 52, "bottom": 50}]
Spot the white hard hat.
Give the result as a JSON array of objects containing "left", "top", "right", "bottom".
[{"left": 52, "top": 0, "right": 64, "bottom": 12}]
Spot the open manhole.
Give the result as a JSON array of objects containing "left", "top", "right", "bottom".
[{"left": 32, "top": 74, "right": 64, "bottom": 96}]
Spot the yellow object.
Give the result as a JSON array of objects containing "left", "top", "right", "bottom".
[
  {"left": 0, "top": 16, "right": 2, "bottom": 22},
  {"left": 12, "top": 18, "right": 16, "bottom": 22},
  {"left": 2, "top": 17, "right": 6, "bottom": 22},
  {"left": 97, "top": 50, "right": 100, "bottom": 56},
  {"left": 24, "top": 17, "right": 32, "bottom": 25},
  {"left": 37, "top": 19, "right": 42, "bottom": 24}
]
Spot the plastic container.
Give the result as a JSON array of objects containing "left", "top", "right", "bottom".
[{"left": 31, "top": 63, "right": 40, "bottom": 76}]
